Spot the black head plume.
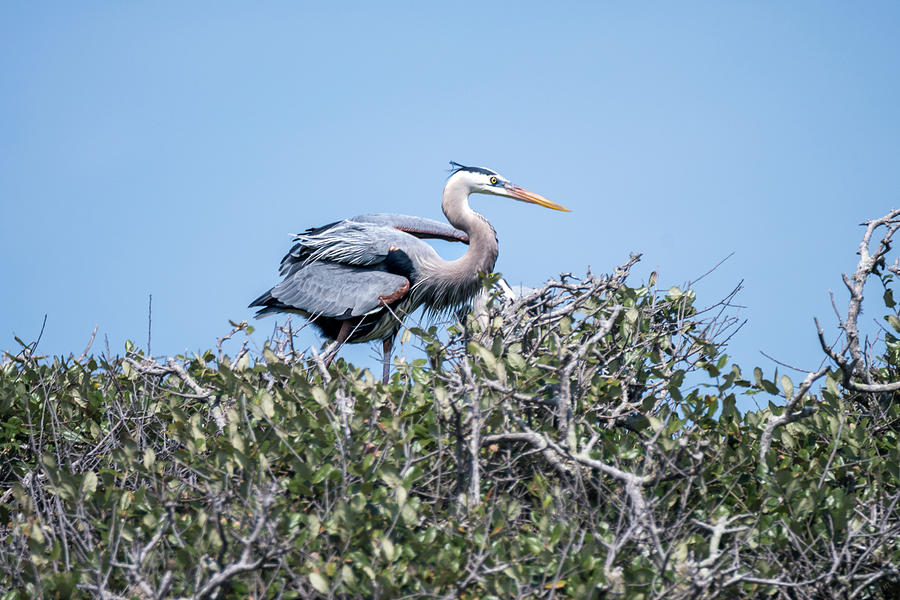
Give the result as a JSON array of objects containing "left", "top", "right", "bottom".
[
  {"left": 448, "top": 161, "right": 498, "bottom": 177},
  {"left": 449, "top": 161, "right": 469, "bottom": 174}
]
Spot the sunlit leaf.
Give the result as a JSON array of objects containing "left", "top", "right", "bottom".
[{"left": 309, "top": 572, "right": 329, "bottom": 594}]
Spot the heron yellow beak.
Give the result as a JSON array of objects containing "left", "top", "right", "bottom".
[{"left": 504, "top": 184, "right": 571, "bottom": 212}]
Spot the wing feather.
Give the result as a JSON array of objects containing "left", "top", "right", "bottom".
[
  {"left": 348, "top": 214, "right": 469, "bottom": 243},
  {"left": 279, "top": 215, "right": 452, "bottom": 276},
  {"left": 257, "top": 213, "right": 460, "bottom": 322},
  {"left": 261, "top": 262, "right": 410, "bottom": 320}
]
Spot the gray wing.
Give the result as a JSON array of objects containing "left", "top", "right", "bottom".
[
  {"left": 266, "top": 262, "right": 409, "bottom": 319},
  {"left": 279, "top": 219, "right": 444, "bottom": 276},
  {"left": 348, "top": 214, "right": 469, "bottom": 243}
]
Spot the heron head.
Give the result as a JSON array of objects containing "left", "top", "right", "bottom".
[{"left": 448, "top": 161, "right": 570, "bottom": 212}]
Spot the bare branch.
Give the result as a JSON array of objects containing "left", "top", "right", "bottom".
[
  {"left": 182, "top": 485, "right": 278, "bottom": 600},
  {"left": 759, "top": 367, "right": 828, "bottom": 463}
]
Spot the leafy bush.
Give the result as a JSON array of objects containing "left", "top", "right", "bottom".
[{"left": 2, "top": 210, "right": 900, "bottom": 599}]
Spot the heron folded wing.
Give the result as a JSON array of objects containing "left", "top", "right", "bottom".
[
  {"left": 349, "top": 214, "right": 469, "bottom": 244},
  {"left": 282, "top": 220, "right": 440, "bottom": 275},
  {"left": 269, "top": 262, "right": 410, "bottom": 319}
]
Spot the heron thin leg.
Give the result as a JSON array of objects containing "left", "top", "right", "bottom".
[
  {"left": 325, "top": 320, "right": 353, "bottom": 368},
  {"left": 382, "top": 336, "right": 394, "bottom": 384}
]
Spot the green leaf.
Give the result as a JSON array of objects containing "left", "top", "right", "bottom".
[
  {"left": 507, "top": 352, "right": 526, "bottom": 371},
  {"left": 81, "top": 472, "right": 98, "bottom": 497},
  {"left": 380, "top": 468, "right": 401, "bottom": 488},
  {"left": 260, "top": 392, "right": 274, "bottom": 418},
  {"left": 263, "top": 347, "right": 278, "bottom": 364},
  {"left": 467, "top": 342, "right": 497, "bottom": 372},
  {"left": 625, "top": 307, "right": 639, "bottom": 324},
  {"left": 780, "top": 428, "right": 794, "bottom": 449},
  {"left": 886, "top": 314, "right": 900, "bottom": 333},
  {"left": 350, "top": 493, "right": 366, "bottom": 513},
  {"left": 381, "top": 538, "right": 396, "bottom": 562},
  {"left": 309, "top": 572, "right": 329, "bottom": 594},
  {"left": 307, "top": 514, "right": 321, "bottom": 536},
  {"left": 395, "top": 485, "right": 408, "bottom": 507},
  {"left": 142, "top": 448, "right": 156, "bottom": 469},
  {"left": 400, "top": 501, "right": 418, "bottom": 526},
  {"left": 311, "top": 387, "right": 328, "bottom": 407},
  {"left": 780, "top": 375, "right": 794, "bottom": 399}
]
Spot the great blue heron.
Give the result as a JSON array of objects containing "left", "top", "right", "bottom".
[{"left": 249, "top": 162, "right": 569, "bottom": 382}]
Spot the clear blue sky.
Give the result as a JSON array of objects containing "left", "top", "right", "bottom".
[{"left": 3, "top": 3, "right": 899, "bottom": 410}]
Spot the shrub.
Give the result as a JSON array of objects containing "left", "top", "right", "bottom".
[{"left": 2, "top": 210, "right": 899, "bottom": 599}]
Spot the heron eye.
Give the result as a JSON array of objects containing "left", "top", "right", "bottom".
[{"left": 490, "top": 176, "right": 498, "bottom": 185}]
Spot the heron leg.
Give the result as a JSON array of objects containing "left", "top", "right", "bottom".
[
  {"left": 382, "top": 336, "right": 394, "bottom": 384},
  {"left": 324, "top": 320, "right": 353, "bottom": 368}
]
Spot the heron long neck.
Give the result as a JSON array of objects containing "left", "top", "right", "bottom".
[
  {"left": 410, "top": 177, "right": 499, "bottom": 314},
  {"left": 440, "top": 178, "right": 499, "bottom": 279}
]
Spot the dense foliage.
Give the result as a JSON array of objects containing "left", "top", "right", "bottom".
[{"left": 2, "top": 210, "right": 900, "bottom": 599}]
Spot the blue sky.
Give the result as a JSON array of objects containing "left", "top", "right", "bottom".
[{"left": 3, "top": 3, "right": 899, "bottom": 409}]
